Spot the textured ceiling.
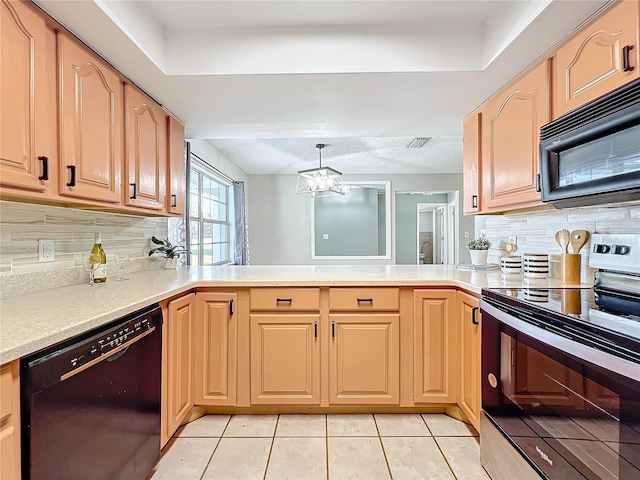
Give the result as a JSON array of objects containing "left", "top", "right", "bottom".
[{"left": 209, "top": 137, "right": 462, "bottom": 174}]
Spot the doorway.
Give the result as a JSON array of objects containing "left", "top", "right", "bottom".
[{"left": 416, "top": 203, "right": 450, "bottom": 264}]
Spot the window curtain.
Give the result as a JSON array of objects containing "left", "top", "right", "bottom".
[{"left": 234, "top": 181, "right": 248, "bottom": 265}]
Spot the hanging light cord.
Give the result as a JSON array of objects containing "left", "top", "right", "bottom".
[{"left": 316, "top": 143, "right": 325, "bottom": 168}]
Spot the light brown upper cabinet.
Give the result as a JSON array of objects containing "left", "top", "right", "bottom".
[
  {"left": 167, "top": 116, "right": 186, "bottom": 216},
  {"left": 555, "top": 0, "right": 639, "bottom": 118},
  {"left": 482, "top": 60, "right": 550, "bottom": 211},
  {"left": 414, "top": 289, "right": 458, "bottom": 404},
  {"left": 194, "top": 292, "right": 237, "bottom": 406},
  {"left": 58, "top": 31, "right": 122, "bottom": 204},
  {"left": 462, "top": 105, "right": 483, "bottom": 215},
  {"left": 124, "top": 83, "right": 167, "bottom": 211},
  {"left": 1, "top": 0, "right": 57, "bottom": 198}
]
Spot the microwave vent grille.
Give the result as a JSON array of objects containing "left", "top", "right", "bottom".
[{"left": 541, "top": 78, "right": 640, "bottom": 141}]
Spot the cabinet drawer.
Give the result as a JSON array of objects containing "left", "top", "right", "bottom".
[
  {"left": 0, "top": 365, "right": 12, "bottom": 421},
  {"left": 250, "top": 288, "right": 320, "bottom": 311},
  {"left": 329, "top": 288, "right": 399, "bottom": 311}
]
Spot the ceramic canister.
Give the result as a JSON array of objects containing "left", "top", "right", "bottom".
[
  {"left": 500, "top": 256, "right": 522, "bottom": 275},
  {"left": 523, "top": 253, "right": 549, "bottom": 278}
]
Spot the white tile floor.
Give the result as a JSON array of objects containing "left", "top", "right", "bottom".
[{"left": 150, "top": 413, "right": 489, "bottom": 480}]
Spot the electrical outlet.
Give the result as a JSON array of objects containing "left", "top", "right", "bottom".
[
  {"left": 38, "top": 239, "right": 54, "bottom": 262},
  {"left": 464, "top": 231, "right": 470, "bottom": 239},
  {"left": 509, "top": 236, "right": 517, "bottom": 247},
  {"left": 323, "top": 234, "right": 329, "bottom": 240},
  {"left": 480, "top": 229, "right": 486, "bottom": 236}
]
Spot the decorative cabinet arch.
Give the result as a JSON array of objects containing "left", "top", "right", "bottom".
[
  {"left": 555, "top": 0, "right": 639, "bottom": 117},
  {"left": 482, "top": 60, "right": 550, "bottom": 210},
  {"left": 1, "top": 0, "right": 57, "bottom": 196},
  {"left": 124, "top": 83, "right": 167, "bottom": 211},
  {"left": 58, "top": 32, "right": 122, "bottom": 203}
]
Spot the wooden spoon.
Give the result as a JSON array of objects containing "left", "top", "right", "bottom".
[
  {"left": 555, "top": 229, "right": 570, "bottom": 254},
  {"left": 570, "top": 230, "right": 590, "bottom": 254}
]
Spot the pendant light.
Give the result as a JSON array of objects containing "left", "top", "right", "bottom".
[{"left": 295, "top": 144, "right": 345, "bottom": 197}]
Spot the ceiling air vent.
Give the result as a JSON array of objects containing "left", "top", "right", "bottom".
[{"left": 406, "top": 137, "right": 432, "bottom": 148}]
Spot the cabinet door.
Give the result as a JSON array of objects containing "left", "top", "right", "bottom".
[
  {"left": 483, "top": 61, "right": 550, "bottom": 211},
  {"left": 555, "top": 1, "right": 639, "bottom": 118},
  {"left": 58, "top": 32, "right": 122, "bottom": 203},
  {"left": 163, "top": 293, "right": 195, "bottom": 444},
  {"left": 250, "top": 314, "right": 320, "bottom": 405},
  {"left": 195, "top": 292, "right": 237, "bottom": 405},
  {"left": 1, "top": 0, "right": 56, "bottom": 196},
  {"left": 167, "top": 116, "right": 185, "bottom": 216},
  {"left": 124, "top": 83, "right": 167, "bottom": 211},
  {"left": 462, "top": 108, "right": 482, "bottom": 214},
  {"left": 0, "top": 361, "right": 20, "bottom": 480},
  {"left": 458, "top": 292, "right": 481, "bottom": 431},
  {"left": 414, "top": 290, "right": 457, "bottom": 403},
  {"left": 329, "top": 313, "right": 399, "bottom": 404}
]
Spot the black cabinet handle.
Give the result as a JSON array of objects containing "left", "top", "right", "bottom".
[
  {"left": 130, "top": 183, "right": 137, "bottom": 199},
  {"left": 357, "top": 298, "right": 373, "bottom": 303},
  {"left": 331, "top": 321, "right": 335, "bottom": 338},
  {"left": 171, "top": 194, "right": 177, "bottom": 208},
  {"left": 471, "top": 306, "right": 479, "bottom": 325},
  {"left": 66, "top": 165, "right": 76, "bottom": 187},
  {"left": 38, "top": 156, "right": 49, "bottom": 181},
  {"left": 276, "top": 298, "right": 292, "bottom": 303},
  {"left": 314, "top": 321, "right": 318, "bottom": 338},
  {"left": 535, "top": 173, "right": 541, "bottom": 193},
  {"left": 623, "top": 45, "right": 635, "bottom": 72},
  {"left": 229, "top": 299, "right": 234, "bottom": 317},
  {"left": 471, "top": 195, "right": 478, "bottom": 209}
]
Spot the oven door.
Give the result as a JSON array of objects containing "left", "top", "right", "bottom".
[
  {"left": 481, "top": 299, "right": 640, "bottom": 480},
  {"left": 539, "top": 79, "right": 640, "bottom": 209}
]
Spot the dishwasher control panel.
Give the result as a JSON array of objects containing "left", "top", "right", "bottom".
[{"left": 69, "top": 316, "right": 155, "bottom": 369}]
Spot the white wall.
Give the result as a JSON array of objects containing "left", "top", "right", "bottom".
[{"left": 248, "top": 173, "right": 471, "bottom": 265}]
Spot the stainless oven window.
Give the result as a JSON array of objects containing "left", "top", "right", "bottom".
[
  {"left": 558, "top": 124, "right": 640, "bottom": 187},
  {"left": 482, "top": 310, "right": 640, "bottom": 479}
]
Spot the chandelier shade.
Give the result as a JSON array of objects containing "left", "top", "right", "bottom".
[{"left": 295, "top": 144, "right": 345, "bottom": 197}]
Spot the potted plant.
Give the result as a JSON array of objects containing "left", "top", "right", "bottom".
[
  {"left": 148, "top": 236, "right": 189, "bottom": 269},
  {"left": 467, "top": 235, "right": 492, "bottom": 265}
]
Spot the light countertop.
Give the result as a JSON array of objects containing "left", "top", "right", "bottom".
[{"left": 0, "top": 265, "right": 586, "bottom": 364}]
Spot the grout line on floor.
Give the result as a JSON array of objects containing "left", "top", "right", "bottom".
[
  {"left": 419, "top": 413, "right": 434, "bottom": 436},
  {"left": 433, "top": 435, "right": 460, "bottom": 480},
  {"left": 373, "top": 414, "right": 394, "bottom": 480},
  {"left": 197, "top": 415, "right": 231, "bottom": 480},
  {"left": 262, "top": 414, "right": 279, "bottom": 480}
]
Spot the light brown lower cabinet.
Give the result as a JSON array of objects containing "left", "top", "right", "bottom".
[
  {"left": 194, "top": 292, "right": 237, "bottom": 406},
  {"left": 329, "top": 313, "right": 400, "bottom": 404},
  {"left": 414, "top": 289, "right": 458, "bottom": 403},
  {"left": 458, "top": 291, "right": 482, "bottom": 431},
  {"left": 162, "top": 293, "right": 195, "bottom": 446},
  {"left": 250, "top": 314, "right": 321, "bottom": 404},
  {"left": 0, "top": 360, "right": 21, "bottom": 480}
]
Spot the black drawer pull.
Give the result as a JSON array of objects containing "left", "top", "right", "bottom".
[
  {"left": 66, "top": 165, "right": 76, "bottom": 187},
  {"left": 276, "top": 298, "right": 292, "bottom": 303},
  {"left": 171, "top": 194, "right": 177, "bottom": 208},
  {"left": 623, "top": 45, "right": 635, "bottom": 72},
  {"left": 357, "top": 298, "right": 373, "bottom": 303},
  {"left": 331, "top": 321, "right": 335, "bottom": 338},
  {"left": 471, "top": 195, "right": 478, "bottom": 209},
  {"left": 314, "top": 321, "right": 318, "bottom": 338},
  {"left": 130, "top": 183, "right": 137, "bottom": 199},
  {"left": 471, "top": 306, "right": 479, "bottom": 325},
  {"left": 229, "top": 299, "right": 234, "bottom": 317},
  {"left": 38, "top": 156, "right": 49, "bottom": 181}
]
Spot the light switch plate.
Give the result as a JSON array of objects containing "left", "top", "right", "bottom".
[
  {"left": 323, "top": 234, "right": 329, "bottom": 240},
  {"left": 39, "top": 239, "right": 54, "bottom": 262}
]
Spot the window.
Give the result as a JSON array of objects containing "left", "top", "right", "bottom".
[{"left": 188, "top": 158, "right": 233, "bottom": 265}]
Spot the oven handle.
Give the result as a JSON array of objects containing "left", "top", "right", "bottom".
[
  {"left": 479, "top": 300, "right": 640, "bottom": 383},
  {"left": 60, "top": 326, "right": 156, "bottom": 381}
]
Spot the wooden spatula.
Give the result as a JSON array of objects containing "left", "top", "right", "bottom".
[{"left": 570, "top": 230, "right": 590, "bottom": 254}]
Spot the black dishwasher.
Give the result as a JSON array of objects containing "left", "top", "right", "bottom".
[{"left": 21, "top": 305, "right": 162, "bottom": 480}]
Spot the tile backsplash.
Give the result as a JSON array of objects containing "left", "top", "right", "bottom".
[
  {"left": 482, "top": 204, "right": 640, "bottom": 283},
  {"left": 0, "top": 201, "right": 168, "bottom": 298}
]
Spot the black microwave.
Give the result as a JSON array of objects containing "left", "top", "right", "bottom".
[{"left": 539, "top": 78, "right": 640, "bottom": 208}]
